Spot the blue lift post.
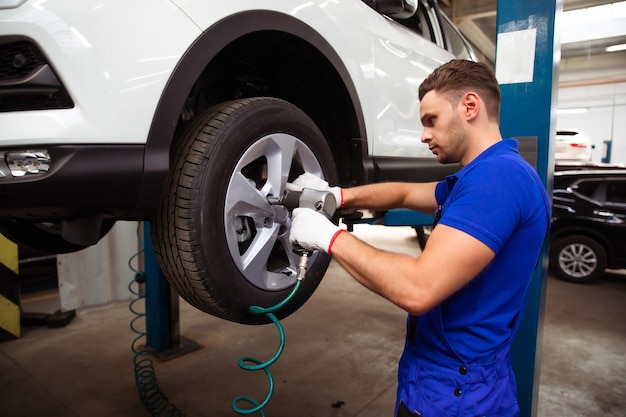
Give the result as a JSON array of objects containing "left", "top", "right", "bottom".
[
  {"left": 143, "top": 222, "right": 200, "bottom": 360},
  {"left": 495, "top": 1, "right": 560, "bottom": 416}
]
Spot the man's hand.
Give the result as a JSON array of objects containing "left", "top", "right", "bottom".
[
  {"left": 290, "top": 208, "right": 345, "bottom": 254},
  {"left": 287, "top": 173, "right": 343, "bottom": 207}
]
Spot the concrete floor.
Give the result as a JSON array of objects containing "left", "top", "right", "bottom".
[{"left": 1, "top": 225, "right": 625, "bottom": 417}]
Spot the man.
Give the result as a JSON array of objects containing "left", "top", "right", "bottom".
[{"left": 289, "top": 59, "right": 550, "bottom": 417}]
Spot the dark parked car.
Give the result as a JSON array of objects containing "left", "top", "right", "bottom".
[
  {"left": 550, "top": 169, "right": 626, "bottom": 283},
  {"left": 554, "top": 161, "right": 626, "bottom": 171}
]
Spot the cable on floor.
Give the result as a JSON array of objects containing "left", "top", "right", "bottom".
[{"left": 128, "top": 225, "right": 186, "bottom": 417}]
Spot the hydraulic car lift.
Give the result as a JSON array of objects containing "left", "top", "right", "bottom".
[{"left": 139, "top": 2, "right": 559, "bottom": 416}]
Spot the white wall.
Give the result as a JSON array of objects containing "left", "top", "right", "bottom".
[
  {"left": 57, "top": 221, "right": 140, "bottom": 311},
  {"left": 556, "top": 81, "right": 626, "bottom": 165}
]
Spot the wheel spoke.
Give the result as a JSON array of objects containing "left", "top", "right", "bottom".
[
  {"left": 239, "top": 225, "right": 278, "bottom": 285},
  {"left": 226, "top": 171, "right": 272, "bottom": 216},
  {"left": 263, "top": 134, "right": 297, "bottom": 195}
]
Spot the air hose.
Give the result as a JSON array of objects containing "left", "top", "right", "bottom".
[
  {"left": 230, "top": 187, "right": 332, "bottom": 415},
  {"left": 127, "top": 225, "right": 303, "bottom": 417},
  {"left": 128, "top": 226, "right": 186, "bottom": 417},
  {"left": 231, "top": 279, "right": 302, "bottom": 416}
]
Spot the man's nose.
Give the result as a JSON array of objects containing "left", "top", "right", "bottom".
[{"left": 421, "top": 129, "right": 431, "bottom": 143}]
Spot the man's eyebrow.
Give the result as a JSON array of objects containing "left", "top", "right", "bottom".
[{"left": 420, "top": 112, "right": 434, "bottom": 125}]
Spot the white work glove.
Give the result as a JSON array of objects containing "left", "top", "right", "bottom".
[
  {"left": 290, "top": 208, "right": 345, "bottom": 254},
  {"left": 286, "top": 173, "right": 343, "bottom": 208}
]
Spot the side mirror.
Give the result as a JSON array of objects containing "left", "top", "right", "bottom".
[{"left": 364, "top": 0, "right": 418, "bottom": 19}]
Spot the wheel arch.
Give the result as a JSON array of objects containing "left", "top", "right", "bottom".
[
  {"left": 550, "top": 224, "right": 612, "bottom": 257},
  {"left": 138, "top": 10, "right": 368, "bottom": 210}
]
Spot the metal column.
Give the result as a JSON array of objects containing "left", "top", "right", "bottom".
[
  {"left": 143, "top": 222, "right": 200, "bottom": 359},
  {"left": 495, "top": 1, "right": 561, "bottom": 416}
]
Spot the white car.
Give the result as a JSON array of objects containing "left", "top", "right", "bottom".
[
  {"left": 555, "top": 129, "right": 593, "bottom": 162},
  {"left": 0, "top": 0, "right": 475, "bottom": 323}
]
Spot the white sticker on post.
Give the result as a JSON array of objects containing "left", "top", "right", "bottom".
[{"left": 495, "top": 28, "right": 537, "bottom": 84}]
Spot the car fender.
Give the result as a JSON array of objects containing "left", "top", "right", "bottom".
[
  {"left": 550, "top": 222, "right": 612, "bottom": 254},
  {"left": 140, "top": 8, "right": 371, "bottom": 208}
]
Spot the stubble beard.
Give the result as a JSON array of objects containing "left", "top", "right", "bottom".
[{"left": 436, "top": 115, "right": 466, "bottom": 165}]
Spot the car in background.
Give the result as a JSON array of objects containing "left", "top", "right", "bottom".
[
  {"left": 550, "top": 169, "right": 626, "bottom": 283},
  {"left": 555, "top": 129, "right": 593, "bottom": 162},
  {"left": 555, "top": 161, "right": 626, "bottom": 171}
]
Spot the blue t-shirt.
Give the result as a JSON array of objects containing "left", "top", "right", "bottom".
[{"left": 426, "top": 138, "right": 550, "bottom": 363}]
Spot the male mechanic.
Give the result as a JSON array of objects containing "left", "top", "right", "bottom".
[{"left": 289, "top": 59, "right": 550, "bottom": 417}]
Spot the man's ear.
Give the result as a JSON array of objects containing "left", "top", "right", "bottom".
[{"left": 461, "top": 92, "right": 480, "bottom": 121}]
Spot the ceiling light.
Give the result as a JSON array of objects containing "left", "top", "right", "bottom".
[
  {"left": 557, "top": 108, "right": 588, "bottom": 114},
  {"left": 606, "top": 43, "right": 626, "bottom": 52}
]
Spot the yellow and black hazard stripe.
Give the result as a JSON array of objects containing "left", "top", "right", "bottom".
[{"left": 0, "top": 233, "right": 20, "bottom": 340}]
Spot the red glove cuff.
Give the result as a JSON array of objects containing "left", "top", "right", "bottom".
[{"left": 328, "top": 229, "right": 346, "bottom": 255}]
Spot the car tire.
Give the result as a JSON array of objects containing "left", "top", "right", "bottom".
[
  {"left": 550, "top": 235, "right": 607, "bottom": 284},
  {"left": 152, "top": 97, "right": 338, "bottom": 324},
  {"left": 0, "top": 219, "right": 115, "bottom": 254}
]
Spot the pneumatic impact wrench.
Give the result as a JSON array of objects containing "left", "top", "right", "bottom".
[{"left": 267, "top": 187, "right": 337, "bottom": 280}]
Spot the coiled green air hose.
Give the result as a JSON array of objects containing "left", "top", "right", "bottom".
[
  {"left": 231, "top": 279, "right": 302, "bottom": 416},
  {"left": 128, "top": 224, "right": 301, "bottom": 416},
  {"left": 128, "top": 225, "right": 186, "bottom": 417}
]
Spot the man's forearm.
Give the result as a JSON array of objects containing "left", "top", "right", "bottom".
[
  {"left": 329, "top": 230, "right": 435, "bottom": 315},
  {"left": 328, "top": 223, "right": 495, "bottom": 316},
  {"left": 342, "top": 182, "right": 439, "bottom": 213}
]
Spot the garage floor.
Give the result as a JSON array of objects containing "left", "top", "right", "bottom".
[{"left": 1, "top": 225, "right": 625, "bottom": 417}]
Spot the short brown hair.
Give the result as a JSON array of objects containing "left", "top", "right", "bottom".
[{"left": 419, "top": 60, "right": 501, "bottom": 122}]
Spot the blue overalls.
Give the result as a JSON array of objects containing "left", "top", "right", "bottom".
[{"left": 395, "top": 307, "right": 520, "bottom": 417}]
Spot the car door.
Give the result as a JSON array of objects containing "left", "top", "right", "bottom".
[
  {"left": 368, "top": 1, "right": 455, "bottom": 159},
  {"left": 602, "top": 178, "right": 626, "bottom": 260}
]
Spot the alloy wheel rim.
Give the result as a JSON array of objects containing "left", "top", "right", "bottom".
[
  {"left": 558, "top": 243, "right": 598, "bottom": 278},
  {"left": 224, "top": 133, "right": 324, "bottom": 290}
]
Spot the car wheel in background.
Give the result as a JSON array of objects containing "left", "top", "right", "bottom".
[
  {"left": 550, "top": 235, "right": 607, "bottom": 283},
  {"left": 152, "top": 97, "right": 337, "bottom": 324}
]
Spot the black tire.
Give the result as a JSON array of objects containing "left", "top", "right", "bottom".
[
  {"left": 152, "top": 97, "right": 338, "bottom": 324},
  {"left": 549, "top": 234, "right": 607, "bottom": 284},
  {"left": 0, "top": 219, "right": 115, "bottom": 254}
]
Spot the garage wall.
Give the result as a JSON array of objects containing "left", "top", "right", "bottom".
[
  {"left": 56, "top": 221, "right": 140, "bottom": 311},
  {"left": 557, "top": 81, "right": 626, "bottom": 164}
]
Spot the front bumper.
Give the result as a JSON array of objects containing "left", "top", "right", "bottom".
[{"left": 0, "top": 144, "right": 149, "bottom": 220}]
